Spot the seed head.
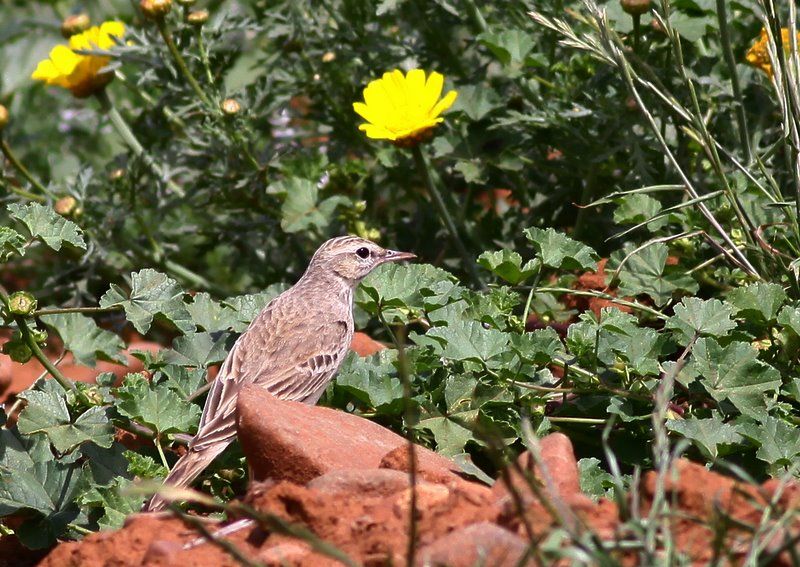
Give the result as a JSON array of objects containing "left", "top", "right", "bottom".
[
  {"left": 221, "top": 98, "right": 241, "bottom": 116},
  {"left": 55, "top": 196, "right": 80, "bottom": 217},
  {"left": 187, "top": 9, "right": 209, "bottom": 26},
  {"left": 141, "top": 0, "right": 172, "bottom": 19},
  {"left": 0, "top": 105, "right": 8, "bottom": 131},
  {"left": 620, "top": 0, "right": 650, "bottom": 15},
  {"left": 61, "top": 13, "right": 91, "bottom": 38}
]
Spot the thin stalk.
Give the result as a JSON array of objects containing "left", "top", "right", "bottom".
[
  {"left": 155, "top": 19, "right": 214, "bottom": 109},
  {"left": 0, "top": 177, "right": 46, "bottom": 203},
  {"left": 378, "top": 307, "right": 418, "bottom": 567},
  {"left": 95, "top": 90, "right": 185, "bottom": 197},
  {"left": 520, "top": 263, "right": 543, "bottom": 330},
  {"left": 525, "top": 286, "right": 667, "bottom": 320},
  {"left": 33, "top": 305, "right": 122, "bottom": 317},
  {"left": 16, "top": 316, "right": 76, "bottom": 395},
  {"left": 155, "top": 436, "right": 170, "bottom": 470},
  {"left": 410, "top": 145, "right": 483, "bottom": 288},
  {"left": 0, "top": 138, "right": 53, "bottom": 200},
  {"left": 716, "top": 0, "right": 752, "bottom": 162}
]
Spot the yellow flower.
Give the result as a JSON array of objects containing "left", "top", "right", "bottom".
[
  {"left": 746, "top": 27, "right": 800, "bottom": 78},
  {"left": 353, "top": 69, "right": 458, "bottom": 146},
  {"left": 32, "top": 21, "right": 125, "bottom": 98}
]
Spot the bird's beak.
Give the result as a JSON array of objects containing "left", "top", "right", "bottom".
[{"left": 382, "top": 249, "right": 417, "bottom": 263}]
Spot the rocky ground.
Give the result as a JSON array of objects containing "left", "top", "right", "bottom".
[
  {"left": 2, "top": 328, "right": 799, "bottom": 566},
  {"left": 31, "top": 386, "right": 800, "bottom": 566}
]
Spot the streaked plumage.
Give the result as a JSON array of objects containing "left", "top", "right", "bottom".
[{"left": 145, "top": 236, "right": 415, "bottom": 512}]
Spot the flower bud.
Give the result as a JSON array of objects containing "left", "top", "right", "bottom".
[
  {"left": 3, "top": 340, "right": 32, "bottom": 364},
  {"left": 141, "top": 0, "right": 172, "bottom": 19},
  {"left": 322, "top": 51, "right": 336, "bottom": 63},
  {"left": 0, "top": 105, "right": 8, "bottom": 132},
  {"left": 620, "top": 0, "right": 650, "bottom": 15},
  {"left": 61, "top": 13, "right": 91, "bottom": 38},
  {"left": 220, "top": 98, "right": 241, "bottom": 116},
  {"left": 8, "top": 291, "right": 37, "bottom": 316},
  {"left": 55, "top": 196, "right": 79, "bottom": 217},
  {"left": 187, "top": 9, "right": 209, "bottom": 26},
  {"left": 109, "top": 168, "right": 126, "bottom": 181}
]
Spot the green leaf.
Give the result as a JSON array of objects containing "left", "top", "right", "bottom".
[
  {"left": 616, "top": 243, "right": 698, "bottom": 306},
  {"left": 186, "top": 292, "right": 239, "bottom": 332},
  {"left": 444, "top": 374, "right": 479, "bottom": 412},
  {"left": 425, "top": 319, "right": 509, "bottom": 366},
  {"left": 777, "top": 305, "right": 800, "bottom": 337},
  {"left": 691, "top": 338, "right": 782, "bottom": 416},
  {"left": 577, "top": 457, "right": 615, "bottom": 500},
  {"left": 124, "top": 450, "right": 168, "bottom": 479},
  {"left": 116, "top": 373, "right": 201, "bottom": 435},
  {"left": 667, "top": 416, "right": 743, "bottom": 460},
  {"left": 727, "top": 283, "right": 787, "bottom": 324},
  {"left": 165, "top": 332, "right": 230, "bottom": 369},
  {"left": 79, "top": 477, "right": 144, "bottom": 530},
  {"left": 334, "top": 350, "right": 404, "bottom": 409},
  {"left": 524, "top": 227, "right": 598, "bottom": 271},
  {"left": 509, "top": 327, "right": 565, "bottom": 365},
  {"left": 477, "top": 250, "right": 540, "bottom": 284},
  {"left": 7, "top": 202, "right": 86, "bottom": 251},
  {"left": 154, "top": 364, "right": 207, "bottom": 401},
  {"left": 0, "top": 432, "right": 85, "bottom": 548},
  {"left": 223, "top": 284, "right": 288, "bottom": 332},
  {"left": 479, "top": 29, "right": 535, "bottom": 65},
  {"left": 452, "top": 84, "right": 502, "bottom": 121},
  {"left": 40, "top": 312, "right": 125, "bottom": 367},
  {"left": 100, "top": 269, "right": 195, "bottom": 334},
  {"left": 277, "top": 177, "right": 349, "bottom": 233},
  {"left": 738, "top": 417, "right": 800, "bottom": 467},
  {"left": 358, "top": 263, "right": 455, "bottom": 316},
  {"left": 17, "top": 382, "right": 114, "bottom": 453},
  {"left": 0, "top": 226, "right": 26, "bottom": 261},
  {"left": 613, "top": 194, "right": 664, "bottom": 229},
  {"left": 665, "top": 297, "right": 737, "bottom": 343},
  {"left": 418, "top": 411, "right": 478, "bottom": 457}
]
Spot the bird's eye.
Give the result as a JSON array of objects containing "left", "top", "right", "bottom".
[{"left": 356, "top": 247, "right": 371, "bottom": 259}]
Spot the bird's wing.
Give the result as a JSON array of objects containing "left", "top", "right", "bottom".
[{"left": 189, "top": 296, "right": 351, "bottom": 451}]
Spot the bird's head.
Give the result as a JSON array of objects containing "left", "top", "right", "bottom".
[{"left": 307, "top": 236, "right": 416, "bottom": 285}]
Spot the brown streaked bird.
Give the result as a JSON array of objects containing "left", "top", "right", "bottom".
[{"left": 145, "top": 236, "right": 415, "bottom": 512}]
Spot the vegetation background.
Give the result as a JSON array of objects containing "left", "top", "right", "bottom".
[{"left": 1, "top": 0, "right": 799, "bottom": 563}]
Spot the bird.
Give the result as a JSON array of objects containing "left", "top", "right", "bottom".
[{"left": 145, "top": 236, "right": 416, "bottom": 512}]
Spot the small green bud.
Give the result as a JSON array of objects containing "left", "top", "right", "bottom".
[
  {"left": 31, "top": 329, "right": 48, "bottom": 344},
  {"left": 186, "top": 9, "right": 208, "bottom": 25},
  {"left": 353, "top": 200, "right": 367, "bottom": 214},
  {"left": 61, "top": 13, "right": 91, "bottom": 38},
  {"left": 8, "top": 291, "right": 37, "bottom": 316},
  {"left": 76, "top": 383, "right": 105, "bottom": 406},
  {"left": 0, "top": 105, "right": 8, "bottom": 131},
  {"left": 220, "top": 98, "right": 241, "bottom": 116},
  {"left": 140, "top": 0, "right": 172, "bottom": 19},
  {"left": 3, "top": 341, "right": 32, "bottom": 364}
]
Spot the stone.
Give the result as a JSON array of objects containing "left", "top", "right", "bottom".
[
  {"left": 236, "top": 386, "right": 462, "bottom": 485},
  {"left": 416, "top": 522, "right": 531, "bottom": 567},
  {"left": 307, "top": 468, "right": 411, "bottom": 497},
  {"left": 349, "top": 331, "right": 386, "bottom": 357}
]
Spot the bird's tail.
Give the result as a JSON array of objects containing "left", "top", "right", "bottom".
[{"left": 144, "top": 444, "right": 226, "bottom": 512}]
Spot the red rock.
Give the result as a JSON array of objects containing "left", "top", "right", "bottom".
[
  {"left": 349, "top": 331, "right": 386, "bottom": 357},
  {"left": 416, "top": 522, "right": 531, "bottom": 567},
  {"left": 491, "top": 432, "right": 581, "bottom": 504},
  {"left": 236, "top": 385, "right": 463, "bottom": 485},
  {"left": 306, "top": 468, "right": 411, "bottom": 497}
]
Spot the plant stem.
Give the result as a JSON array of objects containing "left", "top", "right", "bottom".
[
  {"left": 525, "top": 286, "right": 668, "bottom": 320},
  {"left": 0, "top": 138, "right": 53, "bottom": 201},
  {"left": 716, "top": 0, "right": 752, "bottom": 162},
  {"left": 410, "top": 144, "right": 483, "bottom": 288},
  {"left": 377, "top": 308, "right": 418, "bottom": 567},
  {"left": 155, "top": 19, "right": 214, "bottom": 109},
  {"left": 95, "top": 90, "right": 186, "bottom": 197},
  {"left": 15, "top": 316, "right": 77, "bottom": 395},
  {"left": 155, "top": 436, "right": 170, "bottom": 470},
  {"left": 34, "top": 305, "right": 123, "bottom": 317}
]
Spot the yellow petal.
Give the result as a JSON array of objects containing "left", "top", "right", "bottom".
[
  {"left": 422, "top": 72, "right": 444, "bottom": 112},
  {"left": 406, "top": 69, "right": 426, "bottom": 99},
  {"left": 359, "top": 123, "right": 396, "bottom": 140},
  {"left": 429, "top": 89, "right": 458, "bottom": 118}
]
